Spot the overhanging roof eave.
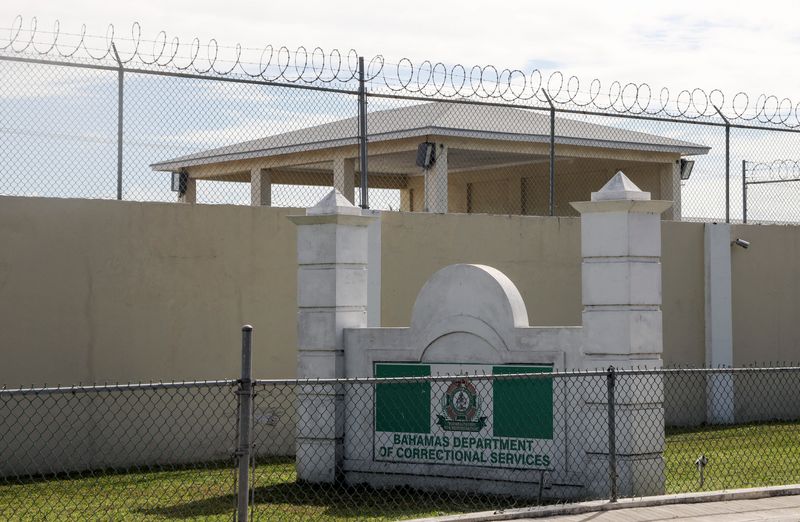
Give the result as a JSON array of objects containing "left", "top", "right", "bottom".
[{"left": 150, "top": 127, "right": 710, "bottom": 172}]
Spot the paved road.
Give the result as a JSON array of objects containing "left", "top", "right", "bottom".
[{"left": 523, "top": 495, "right": 800, "bottom": 521}]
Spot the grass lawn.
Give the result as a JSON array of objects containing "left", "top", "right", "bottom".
[
  {"left": 3, "top": 422, "right": 800, "bottom": 520},
  {"left": 0, "top": 459, "right": 517, "bottom": 521},
  {"left": 665, "top": 421, "right": 800, "bottom": 493}
]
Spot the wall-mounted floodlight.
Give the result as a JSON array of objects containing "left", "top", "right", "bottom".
[
  {"left": 416, "top": 142, "right": 436, "bottom": 169},
  {"left": 171, "top": 171, "right": 188, "bottom": 194},
  {"left": 680, "top": 159, "right": 695, "bottom": 181}
]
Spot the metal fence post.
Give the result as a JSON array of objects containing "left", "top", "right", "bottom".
[
  {"left": 713, "top": 105, "right": 731, "bottom": 223},
  {"left": 742, "top": 160, "right": 748, "bottom": 224},
  {"left": 541, "top": 89, "right": 556, "bottom": 217},
  {"left": 606, "top": 365, "right": 618, "bottom": 502},
  {"left": 237, "top": 325, "right": 254, "bottom": 522},
  {"left": 358, "top": 56, "right": 369, "bottom": 209},
  {"left": 111, "top": 43, "right": 124, "bottom": 201},
  {"left": 725, "top": 123, "right": 730, "bottom": 223}
]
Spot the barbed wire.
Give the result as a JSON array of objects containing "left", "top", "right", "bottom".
[
  {"left": 744, "top": 159, "right": 800, "bottom": 182},
  {"left": 0, "top": 16, "right": 361, "bottom": 83},
  {"left": 369, "top": 59, "right": 800, "bottom": 127},
  {"left": 2, "top": 15, "right": 800, "bottom": 128}
]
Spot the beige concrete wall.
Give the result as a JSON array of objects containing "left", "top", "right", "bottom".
[
  {"left": 0, "top": 198, "right": 711, "bottom": 387},
  {"left": 0, "top": 196, "right": 299, "bottom": 386},
  {"left": 7, "top": 196, "right": 800, "bottom": 470},
  {"left": 731, "top": 224, "right": 800, "bottom": 365},
  {"left": 661, "top": 221, "right": 707, "bottom": 367},
  {"left": 381, "top": 211, "right": 583, "bottom": 328},
  {"left": 379, "top": 216, "right": 800, "bottom": 427},
  {"left": 6, "top": 197, "right": 794, "bottom": 386},
  {"left": 379, "top": 213, "right": 707, "bottom": 369}
]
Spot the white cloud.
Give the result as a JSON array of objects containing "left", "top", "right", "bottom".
[
  {"left": 0, "top": 59, "right": 110, "bottom": 99},
  {"left": 2, "top": 0, "right": 799, "bottom": 107}
]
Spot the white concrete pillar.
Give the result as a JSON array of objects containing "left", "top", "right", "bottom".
[
  {"left": 178, "top": 177, "right": 196, "bottom": 204},
  {"left": 333, "top": 157, "right": 356, "bottom": 204},
  {"left": 250, "top": 168, "right": 272, "bottom": 206},
  {"left": 572, "top": 171, "right": 672, "bottom": 498},
  {"left": 705, "top": 223, "right": 735, "bottom": 424},
  {"left": 288, "top": 190, "right": 374, "bottom": 483},
  {"left": 572, "top": 172, "right": 672, "bottom": 367},
  {"left": 424, "top": 144, "right": 448, "bottom": 213}
]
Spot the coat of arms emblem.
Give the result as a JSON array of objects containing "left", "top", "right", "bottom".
[{"left": 436, "top": 378, "right": 487, "bottom": 432}]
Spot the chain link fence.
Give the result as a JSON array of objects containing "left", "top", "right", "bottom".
[
  {"left": 0, "top": 380, "right": 241, "bottom": 520},
  {"left": 3, "top": 18, "right": 800, "bottom": 223},
  {"left": 4, "top": 363, "right": 800, "bottom": 520},
  {"left": 742, "top": 159, "right": 800, "bottom": 224}
]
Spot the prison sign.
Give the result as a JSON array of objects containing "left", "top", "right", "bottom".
[{"left": 374, "top": 362, "right": 554, "bottom": 470}]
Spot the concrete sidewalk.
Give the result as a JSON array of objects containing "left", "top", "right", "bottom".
[
  {"left": 414, "top": 486, "right": 800, "bottom": 522},
  {"left": 532, "top": 494, "right": 800, "bottom": 521}
]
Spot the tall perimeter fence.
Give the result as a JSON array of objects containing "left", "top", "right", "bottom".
[
  {"left": 3, "top": 17, "right": 800, "bottom": 223},
  {"left": 3, "top": 327, "right": 800, "bottom": 520}
]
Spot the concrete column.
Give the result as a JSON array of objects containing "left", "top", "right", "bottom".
[
  {"left": 178, "top": 177, "right": 196, "bottom": 204},
  {"left": 288, "top": 190, "right": 374, "bottom": 483},
  {"left": 333, "top": 157, "right": 355, "bottom": 204},
  {"left": 424, "top": 144, "right": 448, "bottom": 213},
  {"left": 363, "top": 209, "right": 382, "bottom": 327},
  {"left": 572, "top": 171, "right": 672, "bottom": 498},
  {"left": 400, "top": 189, "right": 412, "bottom": 212},
  {"left": 250, "top": 168, "right": 272, "bottom": 206},
  {"left": 660, "top": 160, "right": 681, "bottom": 220},
  {"left": 705, "top": 223, "right": 735, "bottom": 424}
]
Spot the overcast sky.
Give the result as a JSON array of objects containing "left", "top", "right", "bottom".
[
  {"left": 2, "top": 1, "right": 800, "bottom": 219},
  {"left": 2, "top": 1, "right": 799, "bottom": 105}
]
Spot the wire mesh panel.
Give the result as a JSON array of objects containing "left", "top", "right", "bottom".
[
  {"left": 249, "top": 372, "right": 615, "bottom": 521},
  {"left": 124, "top": 73, "right": 361, "bottom": 206},
  {"left": 0, "top": 381, "right": 239, "bottom": 520},
  {"left": 0, "top": 60, "right": 118, "bottom": 199},
  {"left": 663, "top": 368, "right": 800, "bottom": 494},
  {"left": 2, "top": 369, "right": 800, "bottom": 519},
  {"left": 741, "top": 158, "right": 800, "bottom": 224},
  {"left": 247, "top": 369, "right": 800, "bottom": 520},
  {"left": 4, "top": 19, "right": 800, "bottom": 222},
  {"left": 542, "top": 113, "right": 723, "bottom": 221},
  {"left": 358, "top": 97, "right": 560, "bottom": 216}
]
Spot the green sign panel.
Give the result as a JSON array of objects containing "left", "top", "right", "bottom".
[{"left": 374, "top": 362, "right": 554, "bottom": 469}]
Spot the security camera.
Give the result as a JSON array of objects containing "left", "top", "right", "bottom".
[{"left": 733, "top": 238, "right": 750, "bottom": 249}]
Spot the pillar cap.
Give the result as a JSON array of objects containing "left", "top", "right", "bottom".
[
  {"left": 307, "top": 189, "right": 363, "bottom": 216},
  {"left": 592, "top": 171, "right": 650, "bottom": 201},
  {"left": 288, "top": 189, "right": 376, "bottom": 226},
  {"left": 570, "top": 171, "right": 672, "bottom": 215}
]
